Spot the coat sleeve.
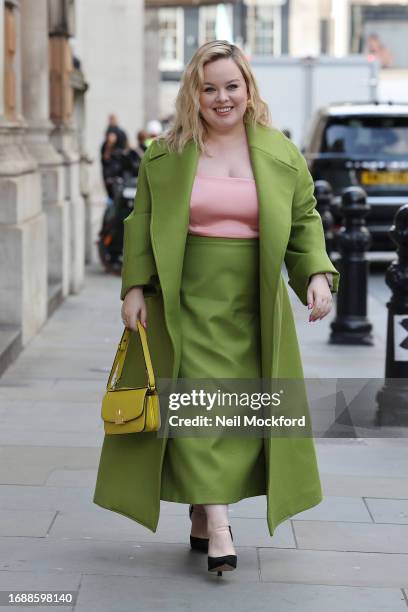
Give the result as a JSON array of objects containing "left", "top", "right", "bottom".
[
  {"left": 284, "top": 146, "right": 340, "bottom": 306},
  {"left": 120, "top": 154, "right": 160, "bottom": 301}
]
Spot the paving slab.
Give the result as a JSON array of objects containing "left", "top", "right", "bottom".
[
  {"left": 0, "top": 431, "right": 103, "bottom": 448},
  {"left": 320, "top": 473, "right": 408, "bottom": 498},
  {"left": 0, "top": 570, "right": 80, "bottom": 612},
  {"left": 0, "top": 447, "right": 99, "bottom": 485},
  {"left": 0, "top": 510, "right": 57, "bottom": 537},
  {"left": 293, "top": 495, "right": 372, "bottom": 522},
  {"left": 258, "top": 548, "right": 408, "bottom": 587},
  {"left": 74, "top": 574, "right": 408, "bottom": 612},
  {"left": 364, "top": 498, "right": 408, "bottom": 524},
  {"left": 44, "top": 470, "right": 98, "bottom": 487},
  {"left": 0, "top": 379, "right": 104, "bottom": 403},
  {"left": 228, "top": 493, "right": 373, "bottom": 523},
  {"left": 0, "top": 538, "right": 259, "bottom": 581},
  {"left": 0, "top": 570, "right": 81, "bottom": 591},
  {"left": 293, "top": 520, "right": 408, "bottom": 553},
  {"left": 0, "top": 485, "right": 96, "bottom": 511},
  {"left": 315, "top": 439, "right": 408, "bottom": 478}
]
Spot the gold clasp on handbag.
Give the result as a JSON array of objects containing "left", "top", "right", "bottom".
[
  {"left": 115, "top": 407, "right": 125, "bottom": 424},
  {"left": 118, "top": 336, "right": 128, "bottom": 352}
]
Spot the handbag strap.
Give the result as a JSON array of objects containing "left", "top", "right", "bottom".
[{"left": 106, "top": 320, "right": 156, "bottom": 391}]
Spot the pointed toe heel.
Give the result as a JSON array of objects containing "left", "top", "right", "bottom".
[
  {"left": 207, "top": 523, "right": 237, "bottom": 575},
  {"left": 208, "top": 554, "right": 237, "bottom": 574}
]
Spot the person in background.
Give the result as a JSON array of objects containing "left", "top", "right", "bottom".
[
  {"left": 106, "top": 113, "right": 128, "bottom": 150},
  {"left": 100, "top": 131, "right": 124, "bottom": 199},
  {"left": 366, "top": 33, "right": 393, "bottom": 69},
  {"left": 135, "top": 130, "right": 148, "bottom": 158},
  {"left": 120, "top": 132, "right": 147, "bottom": 178}
]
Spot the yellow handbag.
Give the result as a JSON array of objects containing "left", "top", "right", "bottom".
[{"left": 101, "top": 320, "right": 161, "bottom": 434}]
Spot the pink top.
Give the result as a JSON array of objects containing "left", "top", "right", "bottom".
[{"left": 188, "top": 174, "right": 259, "bottom": 238}]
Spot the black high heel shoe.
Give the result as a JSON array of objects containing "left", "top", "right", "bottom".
[
  {"left": 189, "top": 505, "right": 233, "bottom": 553},
  {"left": 207, "top": 525, "right": 237, "bottom": 576}
]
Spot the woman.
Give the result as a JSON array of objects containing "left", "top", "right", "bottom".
[
  {"left": 100, "top": 131, "right": 124, "bottom": 200},
  {"left": 93, "top": 40, "right": 340, "bottom": 577}
]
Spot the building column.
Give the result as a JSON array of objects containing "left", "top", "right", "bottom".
[
  {"left": 49, "top": 0, "right": 85, "bottom": 294},
  {"left": 289, "top": 0, "right": 320, "bottom": 56},
  {"left": 144, "top": 8, "right": 159, "bottom": 124},
  {"left": 20, "top": 0, "right": 68, "bottom": 304},
  {"left": 0, "top": 0, "right": 48, "bottom": 346},
  {"left": 71, "top": 57, "right": 92, "bottom": 265},
  {"left": 331, "top": 0, "right": 349, "bottom": 57}
]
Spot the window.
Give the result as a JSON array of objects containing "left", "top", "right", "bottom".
[
  {"left": 247, "top": 2, "right": 282, "bottom": 56},
  {"left": 199, "top": 5, "right": 233, "bottom": 46},
  {"left": 321, "top": 116, "right": 408, "bottom": 157},
  {"left": 254, "top": 5, "right": 275, "bottom": 55},
  {"left": 350, "top": 4, "right": 408, "bottom": 69},
  {"left": 159, "top": 8, "right": 184, "bottom": 71},
  {"left": 199, "top": 6, "right": 217, "bottom": 45}
]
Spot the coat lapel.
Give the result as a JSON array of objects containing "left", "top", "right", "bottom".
[
  {"left": 145, "top": 121, "right": 299, "bottom": 378},
  {"left": 146, "top": 139, "right": 200, "bottom": 376},
  {"left": 245, "top": 122, "right": 299, "bottom": 376}
]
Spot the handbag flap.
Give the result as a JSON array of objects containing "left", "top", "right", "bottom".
[{"left": 101, "top": 387, "right": 149, "bottom": 423}]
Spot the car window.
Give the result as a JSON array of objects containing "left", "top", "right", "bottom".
[{"left": 321, "top": 116, "right": 408, "bottom": 156}]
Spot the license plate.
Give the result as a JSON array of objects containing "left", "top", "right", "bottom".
[
  {"left": 123, "top": 187, "right": 137, "bottom": 199},
  {"left": 361, "top": 171, "right": 408, "bottom": 185}
]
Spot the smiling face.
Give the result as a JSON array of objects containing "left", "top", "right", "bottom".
[{"left": 198, "top": 57, "right": 249, "bottom": 133}]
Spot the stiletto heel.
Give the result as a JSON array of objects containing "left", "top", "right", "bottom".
[{"left": 189, "top": 505, "right": 233, "bottom": 553}]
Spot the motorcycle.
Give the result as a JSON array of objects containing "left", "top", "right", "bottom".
[{"left": 97, "top": 173, "right": 138, "bottom": 274}]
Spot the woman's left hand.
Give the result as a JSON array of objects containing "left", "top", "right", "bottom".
[{"left": 307, "top": 273, "right": 333, "bottom": 322}]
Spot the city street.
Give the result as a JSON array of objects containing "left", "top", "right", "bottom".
[
  {"left": 1, "top": 0, "right": 408, "bottom": 609},
  {"left": 0, "top": 262, "right": 407, "bottom": 611}
]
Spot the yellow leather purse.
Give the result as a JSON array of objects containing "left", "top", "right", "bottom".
[{"left": 101, "top": 320, "right": 161, "bottom": 434}]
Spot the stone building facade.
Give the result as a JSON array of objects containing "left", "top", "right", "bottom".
[{"left": 0, "top": 0, "right": 89, "bottom": 373}]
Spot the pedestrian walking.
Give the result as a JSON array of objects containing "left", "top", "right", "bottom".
[
  {"left": 93, "top": 40, "right": 340, "bottom": 577},
  {"left": 120, "top": 130, "right": 147, "bottom": 178},
  {"left": 105, "top": 113, "right": 128, "bottom": 150},
  {"left": 100, "top": 131, "right": 123, "bottom": 199},
  {"left": 135, "top": 129, "right": 148, "bottom": 158}
]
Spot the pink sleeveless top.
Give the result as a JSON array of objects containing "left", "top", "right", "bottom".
[{"left": 188, "top": 174, "right": 259, "bottom": 238}]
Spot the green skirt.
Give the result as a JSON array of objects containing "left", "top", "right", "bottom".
[{"left": 160, "top": 233, "right": 267, "bottom": 503}]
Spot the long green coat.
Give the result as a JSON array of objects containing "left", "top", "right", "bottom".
[{"left": 93, "top": 120, "right": 340, "bottom": 536}]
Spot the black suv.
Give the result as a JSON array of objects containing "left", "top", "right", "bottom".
[{"left": 302, "top": 102, "right": 408, "bottom": 251}]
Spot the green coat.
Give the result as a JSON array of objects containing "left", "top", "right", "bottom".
[{"left": 93, "top": 120, "right": 340, "bottom": 536}]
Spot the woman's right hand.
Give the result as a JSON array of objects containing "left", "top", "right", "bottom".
[{"left": 121, "top": 286, "right": 147, "bottom": 331}]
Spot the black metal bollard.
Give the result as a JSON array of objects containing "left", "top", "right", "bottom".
[
  {"left": 314, "top": 180, "right": 334, "bottom": 255},
  {"left": 376, "top": 204, "right": 408, "bottom": 426},
  {"left": 330, "top": 186, "right": 374, "bottom": 345}
]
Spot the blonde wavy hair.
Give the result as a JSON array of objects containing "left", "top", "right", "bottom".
[{"left": 161, "top": 40, "right": 272, "bottom": 154}]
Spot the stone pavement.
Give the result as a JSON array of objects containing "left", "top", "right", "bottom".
[{"left": 0, "top": 262, "right": 407, "bottom": 611}]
